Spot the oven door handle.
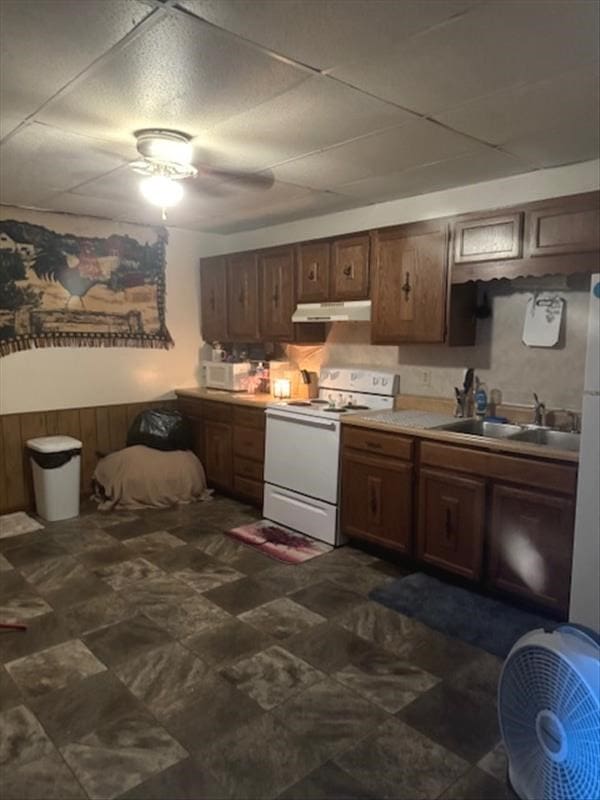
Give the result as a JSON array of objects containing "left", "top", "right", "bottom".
[{"left": 266, "top": 412, "right": 337, "bottom": 431}]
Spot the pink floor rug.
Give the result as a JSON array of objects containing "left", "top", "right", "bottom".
[{"left": 227, "top": 520, "right": 332, "bottom": 564}]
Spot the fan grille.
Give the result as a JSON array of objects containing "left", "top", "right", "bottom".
[{"left": 500, "top": 645, "right": 600, "bottom": 800}]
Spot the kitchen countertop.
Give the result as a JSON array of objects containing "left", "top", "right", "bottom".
[
  {"left": 342, "top": 410, "right": 580, "bottom": 464},
  {"left": 175, "top": 387, "right": 275, "bottom": 408}
]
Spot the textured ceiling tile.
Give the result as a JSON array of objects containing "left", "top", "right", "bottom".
[
  {"left": 271, "top": 120, "right": 486, "bottom": 190},
  {"left": 434, "top": 64, "right": 600, "bottom": 146},
  {"left": 331, "top": 0, "right": 600, "bottom": 115},
  {"left": 502, "top": 111, "right": 600, "bottom": 169},
  {"left": 179, "top": 0, "right": 477, "bottom": 72},
  {"left": 0, "top": 0, "right": 153, "bottom": 139},
  {"left": 197, "top": 76, "right": 417, "bottom": 172},
  {"left": 0, "top": 124, "right": 131, "bottom": 206},
  {"left": 38, "top": 13, "right": 308, "bottom": 147},
  {"left": 336, "top": 149, "right": 532, "bottom": 203},
  {"left": 39, "top": 192, "right": 154, "bottom": 226}
]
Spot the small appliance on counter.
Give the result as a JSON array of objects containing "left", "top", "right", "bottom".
[{"left": 203, "top": 360, "right": 252, "bottom": 391}]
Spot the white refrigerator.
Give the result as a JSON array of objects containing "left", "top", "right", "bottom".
[{"left": 569, "top": 274, "right": 600, "bottom": 632}]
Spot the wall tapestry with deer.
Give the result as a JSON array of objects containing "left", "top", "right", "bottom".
[{"left": 0, "top": 219, "right": 173, "bottom": 356}]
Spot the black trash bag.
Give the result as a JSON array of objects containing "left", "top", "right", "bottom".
[
  {"left": 126, "top": 409, "right": 192, "bottom": 452},
  {"left": 28, "top": 447, "right": 81, "bottom": 470}
]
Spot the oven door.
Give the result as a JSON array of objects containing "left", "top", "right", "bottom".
[{"left": 264, "top": 409, "right": 340, "bottom": 504}]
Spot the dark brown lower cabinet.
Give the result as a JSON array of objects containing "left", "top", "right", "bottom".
[
  {"left": 341, "top": 450, "right": 413, "bottom": 553},
  {"left": 488, "top": 483, "right": 575, "bottom": 614},
  {"left": 417, "top": 468, "right": 486, "bottom": 580},
  {"left": 204, "top": 420, "right": 233, "bottom": 492}
]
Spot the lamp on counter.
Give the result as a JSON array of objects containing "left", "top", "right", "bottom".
[{"left": 272, "top": 378, "right": 292, "bottom": 400}]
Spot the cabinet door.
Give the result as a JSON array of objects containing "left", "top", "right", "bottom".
[
  {"left": 453, "top": 213, "right": 522, "bottom": 264},
  {"left": 227, "top": 252, "right": 260, "bottom": 340},
  {"left": 259, "top": 246, "right": 295, "bottom": 340},
  {"left": 204, "top": 421, "right": 233, "bottom": 491},
  {"left": 371, "top": 222, "right": 448, "bottom": 344},
  {"left": 341, "top": 451, "right": 413, "bottom": 553},
  {"left": 488, "top": 483, "right": 574, "bottom": 614},
  {"left": 331, "top": 234, "right": 370, "bottom": 300},
  {"left": 527, "top": 199, "right": 600, "bottom": 257},
  {"left": 417, "top": 468, "right": 485, "bottom": 580},
  {"left": 297, "top": 241, "right": 330, "bottom": 302},
  {"left": 200, "top": 256, "right": 228, "bottom": 342}
]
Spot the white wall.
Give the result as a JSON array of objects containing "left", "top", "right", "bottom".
[{"left": 0, "top": 207, "right": 226, "bottom": 414}]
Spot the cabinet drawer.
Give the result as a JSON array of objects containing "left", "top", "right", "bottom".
[
  {"left": 234, "top": 456, "right": 263, "bottom": 482},
  {"left": 420, "top": 441, "right": 487, "bottom": 474},
  {"left": 233, "top": 425, "right": 265, "bottom": 461},
  {"left": 343, "top": 427, "right": 413, "bottom": 460},
  {"left": 233, "top": 406, "right": 266, "bottom": 430},
  {"left": 177, "top": 397, "right": 203, "bottom": 419},
  {"left": 202, "top": 400, "right": 233, "bottom": 423},
  {"left": 234, "top": 475, "right": 263, "bottom": 505}
]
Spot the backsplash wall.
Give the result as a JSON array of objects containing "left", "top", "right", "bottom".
[{"left": 293, "top": 277, "right": 590, "bottom": 411}]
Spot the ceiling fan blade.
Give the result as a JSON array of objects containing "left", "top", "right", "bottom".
[{"left": 196, "top": 166, "right": 275, "bottom": 191}]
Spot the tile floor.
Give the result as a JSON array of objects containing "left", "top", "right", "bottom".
[{"left": 0, "top": 497, "right": 511, "bottom": 800}]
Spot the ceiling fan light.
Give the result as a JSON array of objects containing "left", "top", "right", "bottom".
[{"left": 139, "top": 175, "right": 184, "bottom": 207}]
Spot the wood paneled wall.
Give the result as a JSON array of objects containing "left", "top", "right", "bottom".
[{"left": 0, "top": 400, "right": 176, "bottom": 514}]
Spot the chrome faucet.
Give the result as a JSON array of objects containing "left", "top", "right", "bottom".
[
  {"left": 533, "top": 393, "right": 546, "bottom": 427},
  {"left": 566, "top": 410, "right": 581, "bottom": 433}
]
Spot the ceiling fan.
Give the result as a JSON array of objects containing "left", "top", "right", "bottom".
[{"left": 130, "top": 129, "right": 274, "bottom": 219}]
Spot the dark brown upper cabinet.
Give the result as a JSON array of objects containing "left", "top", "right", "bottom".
[
  {"left": 199, "top": 255, "right": 228, "bottom": 343},
  {"left": 259, "top": 246, "right": 296, "bottom": 341},
  {"left": 227, "top": 252, "right": 260, "bottom": 341},
  {"left": 297, "top": 240, "right": 330, "bottom": 302},
  {"left": 331, "top": 233, "right": 370, "bottom": 300},
  {"left": 371, "top": 221, "right": 449, "bottom": 344},
  {"left": 527, "top": 195, "right": 600, "bottom": 257},
  {"left": 453, "top": 212, "right": 523, "bottom": 264}
]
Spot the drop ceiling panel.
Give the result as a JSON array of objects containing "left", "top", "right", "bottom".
[
  {"left": 502, "top": 111, "right": 600, "bottom": 169},
  {"left": 38, "top": 13, "right": 308, "bottom": 147},
  {"left": 331, "top": 0, "right": 600, "bottom": 115},
  {"left": 271, "top": 120, "right": 487, "bottom": 190},
  {"left": 434, "top": 64, "right": 600, "bottom": 146},
  {"left": 0, "top": 124, "right": 131, "bottom": 206},
  {"left": 179, "top": 0, "right": 478, "bottom": 72},
  {"left": 39, "top": 192, "right": 153, "bottom": 226},
  {"left": 0, "top": 0, "right": 153, "bottom": 140},
  {"left": 197, "top": 76, "right": 417, "bottom": 172},
  {"left": 336, "top": 149, "right": 531, "bottom": 203}
]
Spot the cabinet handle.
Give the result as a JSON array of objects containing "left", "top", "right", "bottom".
[
  {"left": 366, "top": 441, "right": 382, "bottom": 450},
  {"left": 209, "top": 291, "right": 215, "bottom": 312},
  {"left": 444, "top": 508, "right": 452, "bottom": 542},
  {"left": 343, "top": 263, "right": 354, "bottom": 279},
  {"left": 308, "top": 262, "right": 319, "bottom": 282},
  {"left": 272, "top": 284, "right": 279, "bottom": 307},
  {"left": 401, "top": 271, "right": 411, "bottom": 300},
  {"left": 238, "top": 288, "right": 245, "bottom": 306},
  {"left": 370, "top": 486, "right": 378, "bottom": 516}
]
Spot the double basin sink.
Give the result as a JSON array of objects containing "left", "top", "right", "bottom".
[{"left": 435, "top": 418, "right": 580, "bottom": 453}]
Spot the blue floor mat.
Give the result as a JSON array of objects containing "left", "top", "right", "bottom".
[{"left": 369, "top": 572, "right": 556, "bottom": 658}]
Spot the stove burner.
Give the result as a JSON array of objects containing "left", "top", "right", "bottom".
[
  {"left": 344, "top": 404, "right": 370, "bottom": 410},
  {"left": 287, "top": 401, "right": 311, "bottom": 406},
  {"left": 310, "top": 400, "right": 328, "bottom": 405},
  {"left": 323, "top": 407, "right": 346, "bottom": 413}
]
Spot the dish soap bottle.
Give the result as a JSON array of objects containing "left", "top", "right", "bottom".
[{"left": 475, "top": 377, "right": 488, "bottom": 419}]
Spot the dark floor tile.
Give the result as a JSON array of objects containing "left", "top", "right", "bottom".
[
  {"left": 174, "top": 562, "right": 245, "bottom": 593},
  {"left": 273, "top": 677, "right": 387, "bottom": 761},
  {"left": 0, "top": 664, "right": 23, "bottom": 712},
  {"left": 0, "top": 612, "right": 72, "bottom": 665},
  {"left": 83, "top": 615, "right": 170, "bottom": 668},
  {"left": 62, "top": 592, "right": 135, "bottom": 636},
  {"left": 167, "top": 522, "right": 222, "bottom": 547},
  {"left": 338, "top": 602, "right": 431, "bottom": 655},
  {"left": 61, "top": 711, "right": 187, "bottom": 800},
  {"left": 146, "top": 544, "right": 216, "bottom": 573},
  {"left": 0, "top": 751, "right": 86, "bottom": 799},
  {"left": 369, "top": 558, "right": 414, "bottom": 579},
  {"left": 122, "top": 530, "right": 187, "bottom": 558},
  {"left": 0, "top": 703, "right": 56, "bottom": 767},
  {"left": 92, "top": 512, "right": 140, "bottom": 530},
  {"left": 397, "top": 682, "right": 500, "bottom": 763},
  {"left": 30, "top": 670, "right": 141, "bottom": 746},
  {"left": 0, "top": 569, "right": 29, "bottom": 598},
  {"left": 106, "top": 518, "right": 168, "bottom": 541},
  {"left": 0, "top": 552, "right": 13, "bottom": 571},
  {"left": 306, "top": 560, "right": 393, "bottom": 596},
  {"left": 163, "top": 670, "right": 264, "bottom": 754},
  {"left": 6, "top": 638, "right": 106, "bottom": 698},
  {"left": 227, "top": 546, "right": 274, "bottom": 575},
  {"left": 440, "top": 766, "right": 509, "bottom": 799},
  {"left": 113, "top": 642, "right": 209, "bottom": 719},
  {"left": 478, "top": 742, "right": 508, "bottom": 783},
  {"left": 289, "top": 580, "right": 364, "bottom": 619},
  {"left": 403, "top": 626, "right": 484, "bottom": 680},
  {"left": 0, "top": 530, "right": 48, "bottom": 555},
  {"left": 20, "top": 555, "right": 111, "bottom": 610},
  {"left": 204, "top": 575, "right": 280, "bottom": 614},
  {"left": 221, "top": 644, "right": 324, "bottom": 710},
  {"left": 278, "top": 761, "right": 376, "bottom": 800},
  {"left": 50, "top": 527, "right": 120, "bottom": 554},
  {"left": 118, "top": 757, "right": 229, "bottom": 800},
  {"left": 2, "top": 536, "right": 68, "bottom": 568},
  {"left": 334, "top": 717, "right": 468, "bottom": 800},
  {"left": 92, "top": 557, "right": 165, "bottom": 591},
  {"left": 183, "top": 618, "right": 274, "bottom": 667},
  {"left": 128, "top": 583, "right": 231, "bottom": 638},
  {"left": 284, "top": 621, "right": 376, "bottom": 673},
  {"left": 255, "top": 563, "right": 318, "bottom": 595},
  {"left": 76, "top": 543, "right": 133, "bottom": 568},
  {"left": 447, "top": 650, "right": 503, "bottom": 701},
  {"left": 239, "top": 597, "right": 325, "bottom": 640}
]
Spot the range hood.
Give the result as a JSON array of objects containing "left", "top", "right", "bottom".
[{"left": 292, "top": 300, "right": 371, "bottom": 323}]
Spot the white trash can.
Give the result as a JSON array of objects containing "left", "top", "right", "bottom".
[{"left": 27, "top": 435, "right": 82, "bottom": 522}]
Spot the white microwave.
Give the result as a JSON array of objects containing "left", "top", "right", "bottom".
[{"left": 203, "top": 360, "right": 251, "bottom": 392}]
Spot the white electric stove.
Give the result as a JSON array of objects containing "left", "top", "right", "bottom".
[{"left": 263, "top": 367, "right": 398, "bottom": 546}]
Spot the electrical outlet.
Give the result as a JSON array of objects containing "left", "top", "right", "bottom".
[{"left": 421, "top": 370, "right": 432, "bottom": 387}]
